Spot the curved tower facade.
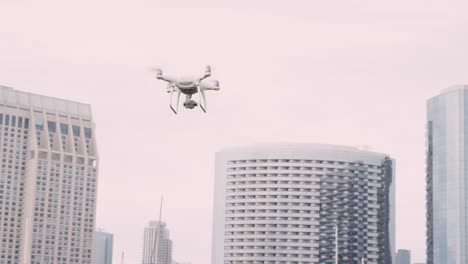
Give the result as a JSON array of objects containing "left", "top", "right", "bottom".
[
  {"left": 426, "top": 85, "right": 468, "bottom": 264},
  {"left": 212, "top": 143, "right": 395, "bottom": 264}
]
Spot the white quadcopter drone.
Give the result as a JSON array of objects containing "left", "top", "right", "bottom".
[{"left": 153, "top": 66, "right": 220, "bottom": 114}]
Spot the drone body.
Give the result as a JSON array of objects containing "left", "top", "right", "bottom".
[{"left": 154, "top": 66, "right": 220, "bottom": 114}]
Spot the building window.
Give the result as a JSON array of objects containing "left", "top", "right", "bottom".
[
  {"left": 84, "top": 128, "right": 92, "bottom": 139},
  {"left": 72, "top": 126, "right": 80, "bottom": 137},
  {"left": 47, "top": 121, "right": 56, "bottom": 133},
  {"left": 60, "top": 124, "right": 69, "bottom": 135},
  {"left": 35, "top": 119, "right": 44, "bottom": 131}
]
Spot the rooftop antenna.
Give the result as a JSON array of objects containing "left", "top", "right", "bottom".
[{"left": 150, "top": 196, "right": 164, "bottom": 264}]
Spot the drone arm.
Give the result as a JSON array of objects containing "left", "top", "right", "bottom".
[
  {"left": 198, "top": 72, "right": 211, "bottom": 82},
  {"left": 157, "top": 75, "right": 176, "bottom": 83}
]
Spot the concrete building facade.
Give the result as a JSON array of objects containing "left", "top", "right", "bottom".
[
  {"left": 0, "top": 86, "right": 98, "bottom": 263},
  {"left": 142, "top": 221, "right": 173, "bottom": 264},
  {"left": 212, "top": 143, "right": 395, "bottom": 264}
]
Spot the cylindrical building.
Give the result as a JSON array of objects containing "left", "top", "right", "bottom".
[{"left": 212, "top": 143, "right": 395, "bottom": 264}]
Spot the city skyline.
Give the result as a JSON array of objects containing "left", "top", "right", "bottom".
[{"left": 2, "top": 1, "right": 468, "bottom": 263}]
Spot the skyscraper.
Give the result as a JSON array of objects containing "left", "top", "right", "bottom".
[
  {"left": 395, "top": 249, "right": 410, "bottom": 264},
  {"left": 212, "top": 143, "right": 395, "bottom": 264},
  {"left": 94, "top": 230, "right": 114, "bottom": 264},
  {"left": 141, "top": 221, "right": 173, "bottom": 264},
  {"left": 426, "top": 85, "right": 468, "bottom": 264},
  {"left": 0, "top": 86, "right": 98, "bottom": 263}
]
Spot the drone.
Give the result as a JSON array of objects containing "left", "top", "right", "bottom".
[{"left": 153, "top": 66, "right": 220, "bottom": 114}]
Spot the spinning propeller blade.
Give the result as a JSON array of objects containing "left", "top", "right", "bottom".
[{"left": 150, "top": 67, "right": 163, "bottom": 77}]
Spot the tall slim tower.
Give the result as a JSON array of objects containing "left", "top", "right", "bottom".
[
  {"left": 212, "top": 143, "right": 395, "bottom": 264},
  {"left": 395, "top": 249, "right": 411, "bottom": 264},
  {"left": 0, "top": 86, "right": 98, "bottom": 264},
  {"left": 94, "top": 230, "right": 114, "bottom": 264},
  {"left": 141, "top": 221, "right": 173, "bottom": 264},
  {"left": 427, "top": 85, "right": 468, "bottom": 264}
]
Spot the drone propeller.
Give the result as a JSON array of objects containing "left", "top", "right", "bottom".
[
  {"left": 211, "top": 80, "right": 220, "bottom": 89},
  {"left": 205, "top": 65, "right": 211, "bottom": 74},
  {"left": 149, "top": 67, "right": 163, "bottom": 77},
  {"left": 155, "top": 68, "right": 163, "bottom": 76}
]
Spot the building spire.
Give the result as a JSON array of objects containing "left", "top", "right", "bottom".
[{"left": 150, "top": 197, "right": 164, "bottom": 264}]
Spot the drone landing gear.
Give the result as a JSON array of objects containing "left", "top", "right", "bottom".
[
  {"left": 169, "top": 86, "right": 181, "bottom": 114},
  {"left": 199, "top": 89, "right": 207, "bottom": 113}
]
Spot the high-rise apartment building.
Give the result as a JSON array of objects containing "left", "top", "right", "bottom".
[
  {"left": 94, "top": 230, "right": 113, "bottom": 264},
  {"left": 142, "top": 221, "right": 173, "bottom": 264},
  {"left": 212, "top": 143, "right": 395, "bottom": 264},
  {"left": 0, "top": 86, "right": 98, "bottom": 263},
  {"left": 395, "top": 249, "right": 411, "bottom": 264},
  {"left": 426, "top": 85, "right": 468, "bottom": 264}
]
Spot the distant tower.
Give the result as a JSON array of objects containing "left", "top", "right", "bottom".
[
  {"left": 0, "top": 86, "right": 98, "bottom": 264},
  {"left": 142, "top": 221, "right": 173, "bottom": 264},
  {"left": 395, "top": 249, "right": 411, "bottom": 264},
  {"left": 94, "top": 230, "right": 114, "bottom": 264},
  {"left": 212, "top": 143, "right": 395, "bottom": 264},
  {"left": 427, "top": 85, "right": 468, "bottom": 263}
]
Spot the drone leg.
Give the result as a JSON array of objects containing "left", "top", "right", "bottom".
[
  {"left": 199, "top": 89, "right": 207, "bottom": 113},
  {"left": 169, "top": 89, "right": 177, "bottom": 114},
  {"left": 176, "top": 91, "right": 181, "bottom": 113}
]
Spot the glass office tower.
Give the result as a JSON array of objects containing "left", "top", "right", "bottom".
[{"left": 427, "top": 85, "right": 468, "bottom": 264}]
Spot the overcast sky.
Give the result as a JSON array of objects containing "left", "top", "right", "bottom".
[{"left": 2, "top": 0, "right": 468, "bottom": 263}]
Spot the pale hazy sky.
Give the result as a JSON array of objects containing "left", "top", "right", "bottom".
[{"left": 1, "top": 0, "right": 468, "bottom": 263}]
